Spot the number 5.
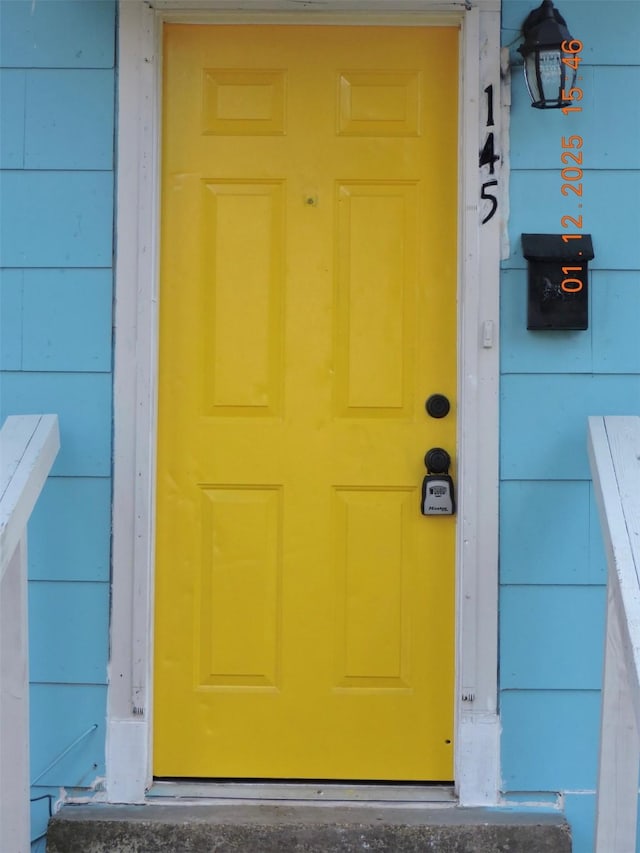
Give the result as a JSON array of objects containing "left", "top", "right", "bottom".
[{"left": 481, "top": 180, "right": 498, "bottom": 224}]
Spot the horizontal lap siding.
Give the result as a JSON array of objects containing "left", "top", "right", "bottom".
[
  {"left": 502, "top": 270, "right": 640, "bottom": 374},
  {"left": 0, "top": 1, "right": 116, "bottom": 849},
  {"left": 500, "top": 3, "right": 640, "bottom": 852}
]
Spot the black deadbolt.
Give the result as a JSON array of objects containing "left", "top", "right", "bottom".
[
  {"left": 424, "top": 447, "right": 451, "bottom": 475},
  {"left": 425, "top": 394, "right": 451, "bottom": 419}
]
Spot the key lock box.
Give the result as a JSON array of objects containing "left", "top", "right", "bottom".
[{"left": 421, "top": 394, "right": 456, "bottom": 516}]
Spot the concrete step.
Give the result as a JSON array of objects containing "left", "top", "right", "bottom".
[{"left": 47, "top": 803, "right": 572, "bottom": 852}]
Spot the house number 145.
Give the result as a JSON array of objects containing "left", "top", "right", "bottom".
[{"left": 480, "top": 84, "right": 499, "bottom": 225}]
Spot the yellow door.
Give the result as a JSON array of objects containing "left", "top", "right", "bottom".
[{"left": 155, "top": 23, "right": 458, "bottom": 781}]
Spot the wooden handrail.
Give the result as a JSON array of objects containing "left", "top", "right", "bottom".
[
  {"left": 1, "top": 415, "right": 61, "bottom": 579},
  {"left": 0, "top": 415, "right": 60, "bottom": 853},
  {"left": 589, "top": 415, "right": 640, "bottom": 853}
]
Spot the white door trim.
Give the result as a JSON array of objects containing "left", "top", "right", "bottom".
[{"left": 108, "top": 0, "right": 502, "bottom": 806}]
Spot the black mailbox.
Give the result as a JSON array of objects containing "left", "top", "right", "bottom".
[{"left": 521, "top": 233, "right": 594, "bottom": 331}]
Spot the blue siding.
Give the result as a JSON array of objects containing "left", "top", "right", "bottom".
[
  {"left": 501, "top": 691, "right": 601, "bottom": 790},
  {"left": 29, "top": 684, "right": 107, "bottom": 787},
  {"left": 0, "top": 1, "right": 115, "bottom": 848},
  {"left": 502, "top": 0, "right": 640, "bottom": 65},
  {"left": 0, "top": 0, "right": 115, "bottom": 68},
  {"left": 30, "top": 788, "right": 58, "bottom": 850},
  {"left": 1, "top": 269, "right": 112, "bottom": 372},
  {"left": 500, "top": 2, "right": 640, "bottom": 851},
  {"left": 24, "top": 70, "right": 115, "bottom": 170},
  {"left": 500, "top": 481, "right": 605, "bottom": 585},
  {"left": 508, "top": 171, "right": 640, "bottom": 271},
  {"left": 501, "top": 271, "right": 593, "bottom": 373},
  {"left": 501, "top": 586, "right": 605, "bottom": 689},
  {"left": 0, "top": 171, "right": 114, "bottom": 267},
  {"left": 29, "top": 583, "right": 110, "bottom": 683},
  {"left": 510, "top": 67, "right": 640, "bottom": 171},
  {"left": 21, "top": 270, "right": 113, "bottom": 371},
  {"left": 501, "top": 374, "right": 640, "bottom": 479},
  {"left": 592, "top": 273, "right": 640, "bottom": 372},
  {"left": 0, "top": 269, "right": 23, "bottom": 369},
  {"left": 0, "top": 69, "right": 26, "bottom": 168},
  {"left": 502, "top": 271, "right": 640, "bottom": 375},
  {"left": 28, "top": 478, "right": 112, "bottom": 582}
]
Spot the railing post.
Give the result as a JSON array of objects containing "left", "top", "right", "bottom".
[
  {"left": 0, "top": 534, "right": 30, "bottom": 852},
  {"left": 589, "top": 416, "right": 640, "bottom": 853},
  {"left": 594, "top": 579, "right": 640, "bottom": 853},
  {"left": 0, "top": 415, "right": 60, "bottom": 853}
]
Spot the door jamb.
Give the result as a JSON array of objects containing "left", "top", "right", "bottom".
[{"left": 108, "top": 0, "right": 502, "bottom": 807}]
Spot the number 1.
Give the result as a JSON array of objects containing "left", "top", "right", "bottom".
[{"left": 484, "top": 85, "right": 494, "bottom": 127}]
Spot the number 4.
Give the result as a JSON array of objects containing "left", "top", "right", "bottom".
[{"left": 479, "top": 132, "right": 500, "bottom": 175}]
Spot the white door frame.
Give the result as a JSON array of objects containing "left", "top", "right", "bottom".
[{"left": 108, "top": 0, "right": 503, "bottom": 806}]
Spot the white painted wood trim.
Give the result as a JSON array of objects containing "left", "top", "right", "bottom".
[
  {"left": 150, "top": 0, "right": 501, "bottom": 12},
  {"left": 454, "top": 3, "right": 501, "bottom": 807},
  {"left": 0, "top": 415, "right": 60, "bottom": 853},
  {"left": 108, "top": 0, "right": 160, "bottom": 803},
  {"left": 0, "top": 536, "right": 29, "bottom": 853},
  {"left": 159, "top": 11, "right": 463, "bottom": 24},
  {"left": 109, "top": 0, "right": 502, "bottom": 804},
  {"left": 589, "top": 416, "right": 640, "bottom": 853},
  {"left": 595, "top": 579, "right": 640, "bottom": 853},
  {"left": 0, "top": 415, "right": 60, "bottom": 581}
]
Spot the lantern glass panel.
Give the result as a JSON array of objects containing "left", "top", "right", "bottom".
[{"left": 524, "top": 47, "right": 577, "bottom": 108}]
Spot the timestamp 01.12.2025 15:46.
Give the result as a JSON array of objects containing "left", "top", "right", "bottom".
[{"left": 559, "top": 38, "right": 587, "bottom": 294}]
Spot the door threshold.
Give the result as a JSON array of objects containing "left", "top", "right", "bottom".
[{"left": 147, "top": 781, "right": 457, "bottom": 805}]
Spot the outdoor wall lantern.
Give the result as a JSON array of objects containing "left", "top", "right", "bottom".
[{"left": 518, "top": 0, "right": 578, "bottom": 108}]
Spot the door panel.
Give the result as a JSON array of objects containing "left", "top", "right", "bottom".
[{"left": 155, "top": 24, "right": 458, "bottom": 781}]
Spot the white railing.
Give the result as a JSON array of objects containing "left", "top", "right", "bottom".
[
  {"left": 589, "top": 415, "right": 640, "bottom": 853},
  {"left": 0, "top": 415, "right": 60, "bottom": 853}
]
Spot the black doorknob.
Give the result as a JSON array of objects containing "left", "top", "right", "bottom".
[
  {"left": 424, "top": 447, "right": 451, "bottom": 474},
  {"left": 425, "top": 394, "right": 451, "bottom": 418}
]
